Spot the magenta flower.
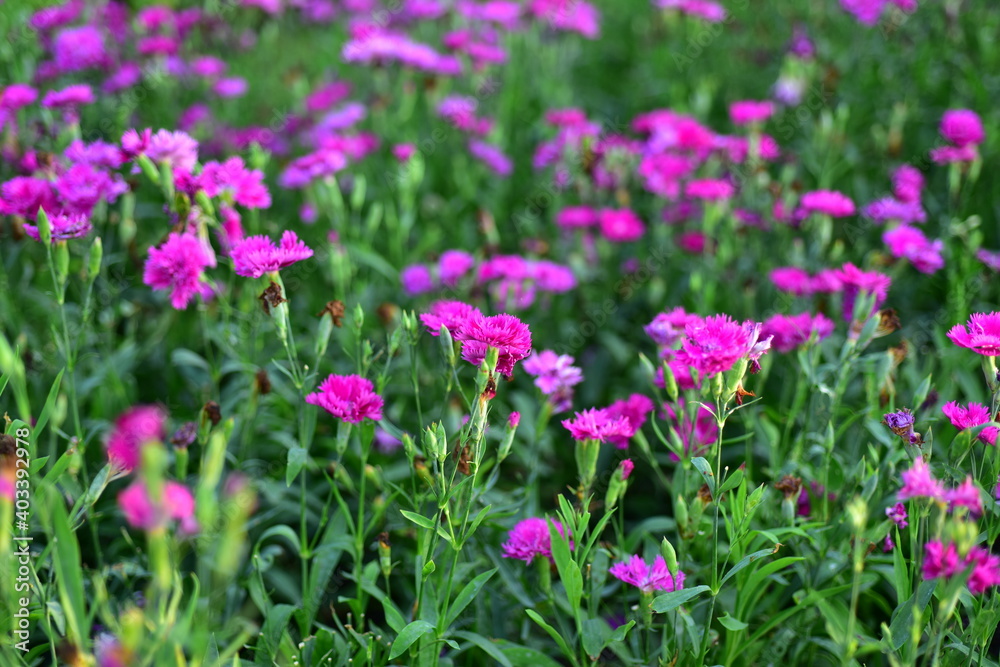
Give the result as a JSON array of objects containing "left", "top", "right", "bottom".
[
  {"left": 619, "top": 459, "right": 635, "bottom": 481},
  {"left": 53, "top": 25, "right": 108, "bottom": 72},
  {"left": 508, "top": 412, "right": 521, "bottom": 428},
  {"left": 1, "top": 84, "right": 38, "bottom": 112},
  {"left": 143, "top": 233, "right": 213, "bottom": 309},
  {"left": 145, "top": 129, "right": 199, "bottom": 171},
  {"left": 656, "top": 0, "right": 725, "bottom": 22},
  {"left": 729, "top": 100, "right": 774, "bottom": 125},
  {"left": 685, "top": 179, "right": 734, "bottom": 201},
  {"left": 200, "top": 157, "right": 271, "bottom": 209},
  {"left": 966, "top": 547, "right": 1000, "bottom": 595},
  {"left": 761, "top": 312, "right": 835, "bottom": 353},
  {"left": 609, "top": 554, "right": 685, "bottom": 593},
  {"left": 835, "top": 263, "right": 891, "bottom": 321},
  {"left": 892, "top": 165, "right": 924, "bottom": 203},
  {"left": 885, "top": 502, "right": 908, "bottom": 528},
  {"left": 41, "top": 84, "right": 94, "bottom": 110},
  {"left": 501, "top": 517, "right": 570, "bottom": 563},
  {"left": 897, "top": 457, "right": 945, "bottom": 502},
  {"left": 863, "top": 198, "right": 926, "bottom": 225},
  {"left": 556, "top": 206, "right": 598, "bottom": 228},
  {"left": 883, "top": 226, "right": 944, "bottom": 274},
  {"left": 523, "top": 350, "right": 584, "bottom": 412},
  {"left": 922, "top": 541, "right": 1000, "bottom": 595},
  {"left": 438, "top": 250, "right": 476, "bottom": 287},
  {"left": 940, "top": 110, "right": 984, "bottom": 148},
  {"left": 23, "top": 212, "right": 92, "bottom": 243},
  {"left": 799, "top": 190, "right": 855, "bottom": 217},
  {"left": 922, "top": 541, "right": 961, "bottom": 580},
  {"left": 305, "top": 374, "right": 384, "bottom": 423},
  {"left": 947, "top": 476, "right": 984, "bottom": 518},
  {"left": 769, "top": 267, "right": 814, "bottom": 296},
  {"left": 419, "top": 300, "right": 482, "bottom": 337},
  {"left": 457, "top": 313, "right": 532, "bottom": 378},
  {"left": 646, "top": 307, "right": 702, "bottom": 349},
  {"left": 676, "top": 315, "right": 770, "bottom": 377},
  {"left": 947, "top": 312, "right": 1000, "bottom": 356},
  {"left": 106, "top": 405, "right": 167, "bottom": 472},
  {"left": 230, "top": 231, "right": 313, "bottom": 278},
  {"left": 119, "top": 479, "right": 198, "bottom": 535},
  {"left": 468, "top": 139, "right": 512, "bottom": 176},
  {"left": 401, "top": 264, "right": 435, "bottom": 295},
  {"left": 598, "top": 208, "right": 645, "bottom": 242},
  {"left": 977, "top": 250, "right": 1000, "bottom": 272},
  {"left": 605, "top": 395, "right": 655, "bottom": 449},
  {"left": 941, "top": 401, "right": 997, "bottom": 445},
  {"left": 561, "top": 408, "right": 631, "bottom": 443}
]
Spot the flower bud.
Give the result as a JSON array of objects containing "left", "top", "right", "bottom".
[
  {"left": 378, "top": 532, "right": 392, "bottom": 578},
  {"left": 87, "top": 236, "right": 103, "bottom": 283},
  {"left": 660, "top": 538, "right": 678, "bottom": 576}
]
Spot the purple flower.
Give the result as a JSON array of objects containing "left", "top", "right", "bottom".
[
  {"left": 523, "top": 350, "right": 583, "bottom": 412},
  {"left": 947, "top": 312, "right": 1000, "bottom": 356},
  {"left": 561, "top": 408, "right": 630, "bottom": 443},
  {"left": 53, "top": 26, "right": 108, "bottom": 72},
  {"left": 419, "top": 300, "right": 482, "bottom": 337},
  {"left": 1, "top": 177, "right": 56, "bottom": 219},
  {"left": 645, "top": 307, "right": 702, "bottom": 349},
  {"left": 799, "top": 190, "right": 856, "bottom": 217},
  {"left": 501, "top": 517, "right": 570, "bottom": 563},
  {"left": 200, "top": 157, "right": 271, "bottom": 208},
  {"left": 438, "top": 250, "right": 476, "bottom": 287},
  {"left": 106, "top": 405, "right": 167, "bottom": 472},
  {"left": 143, "top": 233, "right": 213, "bottom": 309},
  {"left": 145, "top": 129, "right": 199, "bottom": 171},
  {"left": 23, "top": 212, "right": 92, "bottom": 243},
  {"left": 41, "top": 84, "right": 95, "bottom": 110},
  {"left": 922, "top": 541, "right": 961, "bottom": 580},
  {"left": 605, "top": 395, "right": 655, "bottom": 449},
  {"left": 835, "top": 263, "right": 891, "bottom": 322},
  {"left": 305, "top": 374, "right": 384, "bottom": 423},
  {"left": 892, "top": 165, "right": 924, "bottom": 203},
  {"left": 940, "top": 109, "right": 984, "bottom": 148},
  {"left": 885, "top": 502, "right": 908, "bottom": 528},
  {"left": 609, "top": 554, "right": 685, "bottom": 593},
  {"left": 457, "top": 313, "right": 533, "bottom": 378},
  {"left": 898, "top": 457, "right": 944, "bottom": 502},
  {"left": 941, "top": 401, "right": 997, "bottom": 445},
  {"left": 882, "top": 408, "right": 921, "bottom": 445},
  {"left": 883, "top": 226, "right": 944, "bottom": 274},
  {"left": 401, "top": 264, "right": 435, "bottom": 295},
  {"left": 230, "top": 231, "right": 313, "bottom": 278},
  {"left": 468, "top": 139, "right": 512, "bottom": 176},
  {"left": 556, "top": 206, "right": 598, "bottom": 228},
  {"left": 598, "top": 208, "right": 645, "bottom": 242},
  {"left": 761, "top": 312, "right": 835, "bottom": 353},
  {"left": 619, "top": 459, "right": 635, "bottom": 481}
]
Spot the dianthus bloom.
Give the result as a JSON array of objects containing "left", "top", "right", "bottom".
[
  {"left": 419, "top": 300, "right": 482, "bottom": 336},
  {"left": 200, "top": 157, "right": 271, "bottom": 208},
  {"left": 501, "top": 517, "right": 570, "bottom": 563},
  {"left": 609, "top": 554, "right": 685, "bottom": 593},
  {"left": 605, "top": 394, "right": 655, "bottom": 449},
  {"left": 457, "top": 313, "right": 532, "bottom": 378},
  {"left": 663, "top": 399, "right": 718, "bottom": 459},
  {"left": 598, "top": 208, "right": 645, "bottom": 242},
  {"left": 645, "top": 307, "right": 702, "bottom": 350},
  {"left": 401, "top": 264, "right": 434, "bottom": 295},
  {"left": 769, "top": 267, "right": 814, "bottom": 296},
  {"left": 892, "top": 165, "right": 924, "bottom": 203},
  {"left": 882, "top": 408, "right": 921, "bottom": 445},
  {"left": 144, "top": 129, "right": 199, "bottom": 171},
  {"left": 947, "top": 312, "right": 1000, "bottom": 356},
  {"left": 883, "top": 226, "right": 944, "bottom": 274},
  {"left": 761, "top": 312, "right": 834, "bottom": 353},
  {"left": 676, "top": 315, "right": 771, "bottom": 377},
  {"left": 923, "top": 541, "right": 1000, "bottom": 595},
  {"left": 106, "top": 405, "right": 167, "bottom": 472},
  {"left": 897, "top": 457, "right": 945, "bottom": 502},
  {"left": 729, "top": 100, "right": 774, "bottom": 125},
  {"left": 23, "top": 212, "right": 92, "bottom": 243},
  {"left": 947, "top": 476, "right": 984, "bottom": 517},
  {"left": 556, "top": 206, "right": 598, "bottom": 228},
  {"left": 438, "top": 250, "right": 476, "bottom": 287},
  {"left": 941, "top": 401, "right": 998, "bottom": 445},
  {"left": 940, "top": 109, "right": 984, "bottom": 148},
  {"left": 619, "top": 459, "right": 635, "bottom": 481},
  {"left": 685, "top": 179, "right": 734, "bottom": 201},
  {"left": 305, "top": 374, "right": 384, "bottom": 423},
  {"left": 799, "top": 190, "right": 856, "bottom": 217},
  {"left": 885, "top": 502, "right": 908, "bottom": 528},
  {"left": 523, "top": 350, "right": 583, "bottom": 412},
  {"left": 119, "top": 479, "right": 198, "bottom": 535},
  {"left": 835, "top": 263, "right": 891, "bottom": 322},
  {"left": 230, "top": 231, "right": 313, "bottom": 278},
  {"left": 561, "top": 408, "right": 631, "bottom": 443},
  {"left": 143, "top": 233, "right": 213, "bottom": 309}
]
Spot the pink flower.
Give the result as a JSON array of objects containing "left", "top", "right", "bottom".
[
  {"left": 119, "top": 480, "right": 198, "bottom": 535},
  {"left": 420, "top": 300, "right": 482, "bottom": 337},
  {"left": 1, "top": 84, "right": 38, "bottom": 111},
  {"left": 106, "top": 406, "right": 167, "bottom": 472},
  {"left": 508, "top": 412, "right": 520, "bottom": 428},
  {"left": 892, "top": 165, "right": 924, "bottom": 203},
  {"left": 305, "top": 374, "right": 384, "bottom": 423},
  {"left": 676, "top": 315, "right": 770, "bottom": 377},
  {"left": 605, "top": 394, "right": 655, "bottom": 449},
  {"left": 230, "top": 231, "right": 313, "bottom": 278},
  {"left": 438, "top": 250, "right": 476, "bottom": 287},
  {"left": 501, "top": 517, "right": 570, "bottom": 563},
  {"left": 656, "top": 0, "right": 725, "bottom": 22},
  {"left": 468, "top": 139, "right": 512, "bottom": 176},
  {"left": 930, "top": 145, "right": 978, "bottom": 165},
  {"left": 598, "top": 208, "right": 645, "bottom": 242},
  {"left": 685, "top": 179, "right": 734, "bottom": 201},
  {"left": 941, "top": 401, "right": 997, "bottom": 445},
  {"left": 799, "top": 190, "right": 856, "bottom": 217},
  {"left": 769, "top": 267, "right": 813, "bottom": 296},
  {"left": 556, "top": 206, "right": 598, "bottom": 228},
  {"left": 41, "top": 84, "right": 94, "bottom": 110},
  {"left": 619, "top": 459, "right": 635, "bottom": 481},
  {"left": 977, "top": 249, "right": 1000, "bottom": 272},
  {"left": 561, "top": 408, "right": 631, "bottom": 443},
  {"left": 922, "top": 541, "right": 961, "bottom": 580},
  {"left": 761, "top": 312, "right": 835, "bottom": 353},
  {"left": 53, "top": 26, "right": 108, "bottom": 72},
  {"left": 966, "top": 547, "right": 1000, "bottom": 594},
  {"left": 922, "top": 541, "right": 1000, "bottom": 594},
  {"left": 863, "top": 197, "right": 926, "bottom": 225},
  {"left": 882, "top": 226, "right": 944, "bottom": 274},
  {"left": 646, "top": 307, "right": 702, "bottom": 349},
  {"left": 835, "top": 263, "right": 891, "bottom": 321},
  {"left": 940, "top": 109, "right": 984, "bottom": 148},
  {"left": 457, "top": 313, "right": 532, "bottom": 378},
  {"left": 663, "top": 399, "right": 718, "bottom": 459},
  {"left": 947, "top": 312, "right": 1000, "bottom": 356},
  {"left": 23, "top": 212, "right": 92, "bottom": 243},
  {"left": 145, "top": 129, "right": 199, "bottom": 171},
  {"left": 886, "top": 502, "right": 908, "bottom": 528},
  {"left": 392, "top": 143, "right": 416, "bottom": 162},
  {"left": 609, "top": 554, "right": 685, "bottom": 593},
  {"left": 401, "top": 264, "right": 434, "bottom": 295},
  {"left": 143, "top": 233, "right": 213, "bottom": 309},
  {"left": 897, "top": 457, "right": 945, "bottom": 502},
  {"left": 523, "top": 350, "right": 583, "bottom": 412},
  {"left": 200, "top": 157, "right": 271, "bottom": 208},
  {"left": 947, "top": 476, "right": 983, "bottom": 517},
  {"left": 729, "top": 100, "right": 774, "bottom": 125}
]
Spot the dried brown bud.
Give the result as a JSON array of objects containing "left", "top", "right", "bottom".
[
  {"left": 317, "top": 300, "right": 346, "bottom": 327},
  {"left": 255, "top": 368, "right": 272, "bottom": 395},
  {"left": 259, "top": 281, "right": 287, "bottom": 315},
  {"left": 774, "top": 475, "right": 803, "bottom": 500},
  {"left": 202, "top": 401, "right": 222, "bottom": 427}
]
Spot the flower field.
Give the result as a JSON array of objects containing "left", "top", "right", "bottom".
[{"left": 1, "top": 0, "right": 999, "bottom": 665}]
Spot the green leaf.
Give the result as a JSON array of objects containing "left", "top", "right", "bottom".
[
  {"left": 651, "top": 585, "right": 712, "bottom": 613},
  {"left": 548, "top": 519, "right": 582, "bottom": 609},
  {"left": 691, "top": 457, "right": 715, "bottom": 494},
  {"left": 718, "top": 467, "right": 744, "bottom": 496},
  {"left": 401, "top": 509, "right": 437, "bottom": 531},
  {"left": 388, "top": 620, "right": 435, "bottom": 660},
  {"left": 496, "top": 640, "right": 565, "bottom": 667},
  {"left": 524, "top": 610, "right": 575, "bottom": 664},
  {"left": 285, "top": 447, "right": 308, "bottom": 486},
  {"left": 33, "top": 367, "right": 64, "bottom": 438},
  {"left": 258, "top": 604, "right": 296, "bottom": 664},
  {"left": 581, "top": 618, "right": 611, "bottom": 658},
  {"left": 721, "top": 548, "right": 776, "bottom": 587},
  {"left": 887, "top": 580, "right": 935, "bottom": 651},
  {"left": 718, "top": 613, "right": 748, "bottom": 631},
  {"left": 41, "top": 487, "right": 86, "bottom": 644},
  {"left": 443, "top": 568, "right": 497, "bottom": 630},
  {"left": 452, "top": 631, "right": 513, "bottom": 667},
  {"left": 609, "top": 619, "right": 635, "bottom": 643}
]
